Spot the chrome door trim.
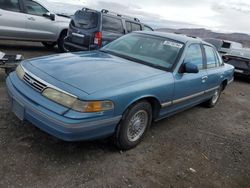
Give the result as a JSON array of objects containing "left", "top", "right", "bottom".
[
  {"left": 161, "top": 86, "right": 220, "bottom": 108},
  {"left": 173, "top": 91, "right": 205, "bottom": 105},
  {"left": 161, "top": 101, "right": 172, "bottom": 108},
  {"left": 205, "top": 86, "right": 220, "bottom": 93}
]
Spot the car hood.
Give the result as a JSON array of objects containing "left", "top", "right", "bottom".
[{"left": 27, "top": 51, "right": 165, "bottom": 94}]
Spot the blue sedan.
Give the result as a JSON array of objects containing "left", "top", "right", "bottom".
[{"left": 6, "top": 31, "right": 234, "bottom": 150}]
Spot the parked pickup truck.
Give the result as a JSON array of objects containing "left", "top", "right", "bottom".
[
  {"left": 223, "top": 49, "right": 250, "bottom": 79},
  {"left": 6, "top": 32, "right": 234, "bottom": 150}
]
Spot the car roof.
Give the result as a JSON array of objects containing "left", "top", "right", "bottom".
[{"left": 135, "top": 31, "right": 206, "bottom": 44}]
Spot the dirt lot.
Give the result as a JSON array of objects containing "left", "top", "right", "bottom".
[{"left": 0, "top": 41, "right": 250, "bottom": 188}]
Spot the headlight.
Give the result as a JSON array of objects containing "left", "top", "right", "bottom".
[
  {"left": 16, "top": 64, "right": 25, "bottom": 80},
  {"left": 42, "top": 88, "right": 114, "bottom": 113},
  {"left": 42, "top": 88, "right": 77, "bottom": 108}
]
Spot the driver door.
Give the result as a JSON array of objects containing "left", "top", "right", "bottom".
[
  {"left": 172, "top": 44, "right": 208, "bottom": 111},
  {"left": 23, "top": 0, "right": 57, "bottom": 41}
]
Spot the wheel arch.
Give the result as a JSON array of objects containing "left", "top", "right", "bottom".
[
  {"left": 122, "top": 96, "right": 162, "bottom": 121},
  {"left": 58, "top": 29, "right": 68, "bottom": 41}
]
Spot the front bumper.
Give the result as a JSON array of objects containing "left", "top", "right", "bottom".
[{"left": 6, "top": 75, "right": 121, "bottom": 141}]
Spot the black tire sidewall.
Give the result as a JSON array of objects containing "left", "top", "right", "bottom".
[
  {"left": 58, "top": 32, "right": 68, "bottom": 53},
  {"left": 115, "top": 101, "right": 152, "bottom": 150},
  {"left": 42, "top": 42, "right": 56, "bottom": 49}
]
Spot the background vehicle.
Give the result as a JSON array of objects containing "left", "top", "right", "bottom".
[
  {"left": 64, "top": 8, "right": 154, "bottom": 51},
  {"left": 0, "top": 0, "right": 71, "bottom": 52},
  {"left": 204, "top": 38, "right": 243, "bottom": 55},
  {"left": 6, "top": 32, "right": 234, "bottom": 150},
  {"left": 223, "top": 49, "right": 250, "bottom": 79},
  {"left": 0, "top": 51, "right": 22, "bottom": 75}
]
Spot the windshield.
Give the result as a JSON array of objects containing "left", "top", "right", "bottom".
[{"left": 101, "top": 33, "right": 184, "bottom": 70}]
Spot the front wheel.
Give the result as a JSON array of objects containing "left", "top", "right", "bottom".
[
  {"left": 204, "top": 85, "right": 222, "bottom": 108},
  {"left": 114, "top": 101, "right": 152, "bottom": 150}
]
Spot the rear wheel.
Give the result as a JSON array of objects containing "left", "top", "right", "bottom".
[
  {"left": 42, "top": 42, "right": 57, "bottom": 49},
  {"left": 114, "top": 101, "right": 152, "bottom": 150},
  {"left": 58, "top": 31, "right": 68, "bottom": 53},
  {"left": 204, "top": 85, "right": 222, "bottom": 108}
]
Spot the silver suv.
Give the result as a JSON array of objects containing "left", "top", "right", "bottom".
[{"left": 0, "top": 0, "right": 70, "bottom": 52}]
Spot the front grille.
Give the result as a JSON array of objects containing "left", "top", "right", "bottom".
[{"left": 23, "top": 72, "right": 47, "bottom": 92}]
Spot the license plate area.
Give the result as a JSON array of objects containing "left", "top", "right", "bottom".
[{"left": 12, "top": 98, "right": 25, "bottom": 121}]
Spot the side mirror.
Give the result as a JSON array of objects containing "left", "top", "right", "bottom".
[
  {"left": 184, "top": 62, "right": 199, "bottom": 73},
  {"left": 43, "top": 12, "right": 55, "bottom": 21}
]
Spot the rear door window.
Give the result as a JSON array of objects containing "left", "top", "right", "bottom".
[
  {"left": 102, "top": 16, "right": 124, "bottom": 34},
  {"left": 204, "top": 45, "right": 218, "bottom": 68},
  {"left": 0, "top": 0, "right": 21, "bottom": 12},
  {"left": 74, "top": 10, "right": 99, "bottom": 29}
]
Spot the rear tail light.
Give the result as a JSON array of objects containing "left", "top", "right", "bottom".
[{"left": 94, "top": 32, "right": 102, "bottom": 47}]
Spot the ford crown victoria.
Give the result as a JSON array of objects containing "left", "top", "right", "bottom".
[{"left": 6, "top": 32, "right": 234, "bottom": 150}]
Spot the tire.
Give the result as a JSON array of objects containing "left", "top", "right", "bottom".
[
  {"left": 58, "top": 31, "right": 68, "bottom": 53},
  {"left": 114, "top": 101, "right": 152, "bottom": 150},
  {"left": 204, "top": 85, "right": 222, "bottom": 108},
  {"left": 42, "top": 42, "right": 57, "bottom": 49}
]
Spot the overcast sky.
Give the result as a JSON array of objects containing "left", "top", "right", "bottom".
[{"left": 49, "top": 0, "right": 250, "bottom": 34}]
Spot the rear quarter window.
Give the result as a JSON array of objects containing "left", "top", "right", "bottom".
[{"left": 102, "top": 16, "right": 124, "bottom": 34}]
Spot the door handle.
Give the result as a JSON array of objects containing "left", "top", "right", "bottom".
[
  {"left": 28, "top": 17, "right": 35, "bottom": 21},
  {"left": 202, "top": 76, "right": 208, "bottom": 83}
]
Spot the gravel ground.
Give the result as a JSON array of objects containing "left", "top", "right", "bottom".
[{"left": 0, "top": 41, "right": 250, "bottom": 188}]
